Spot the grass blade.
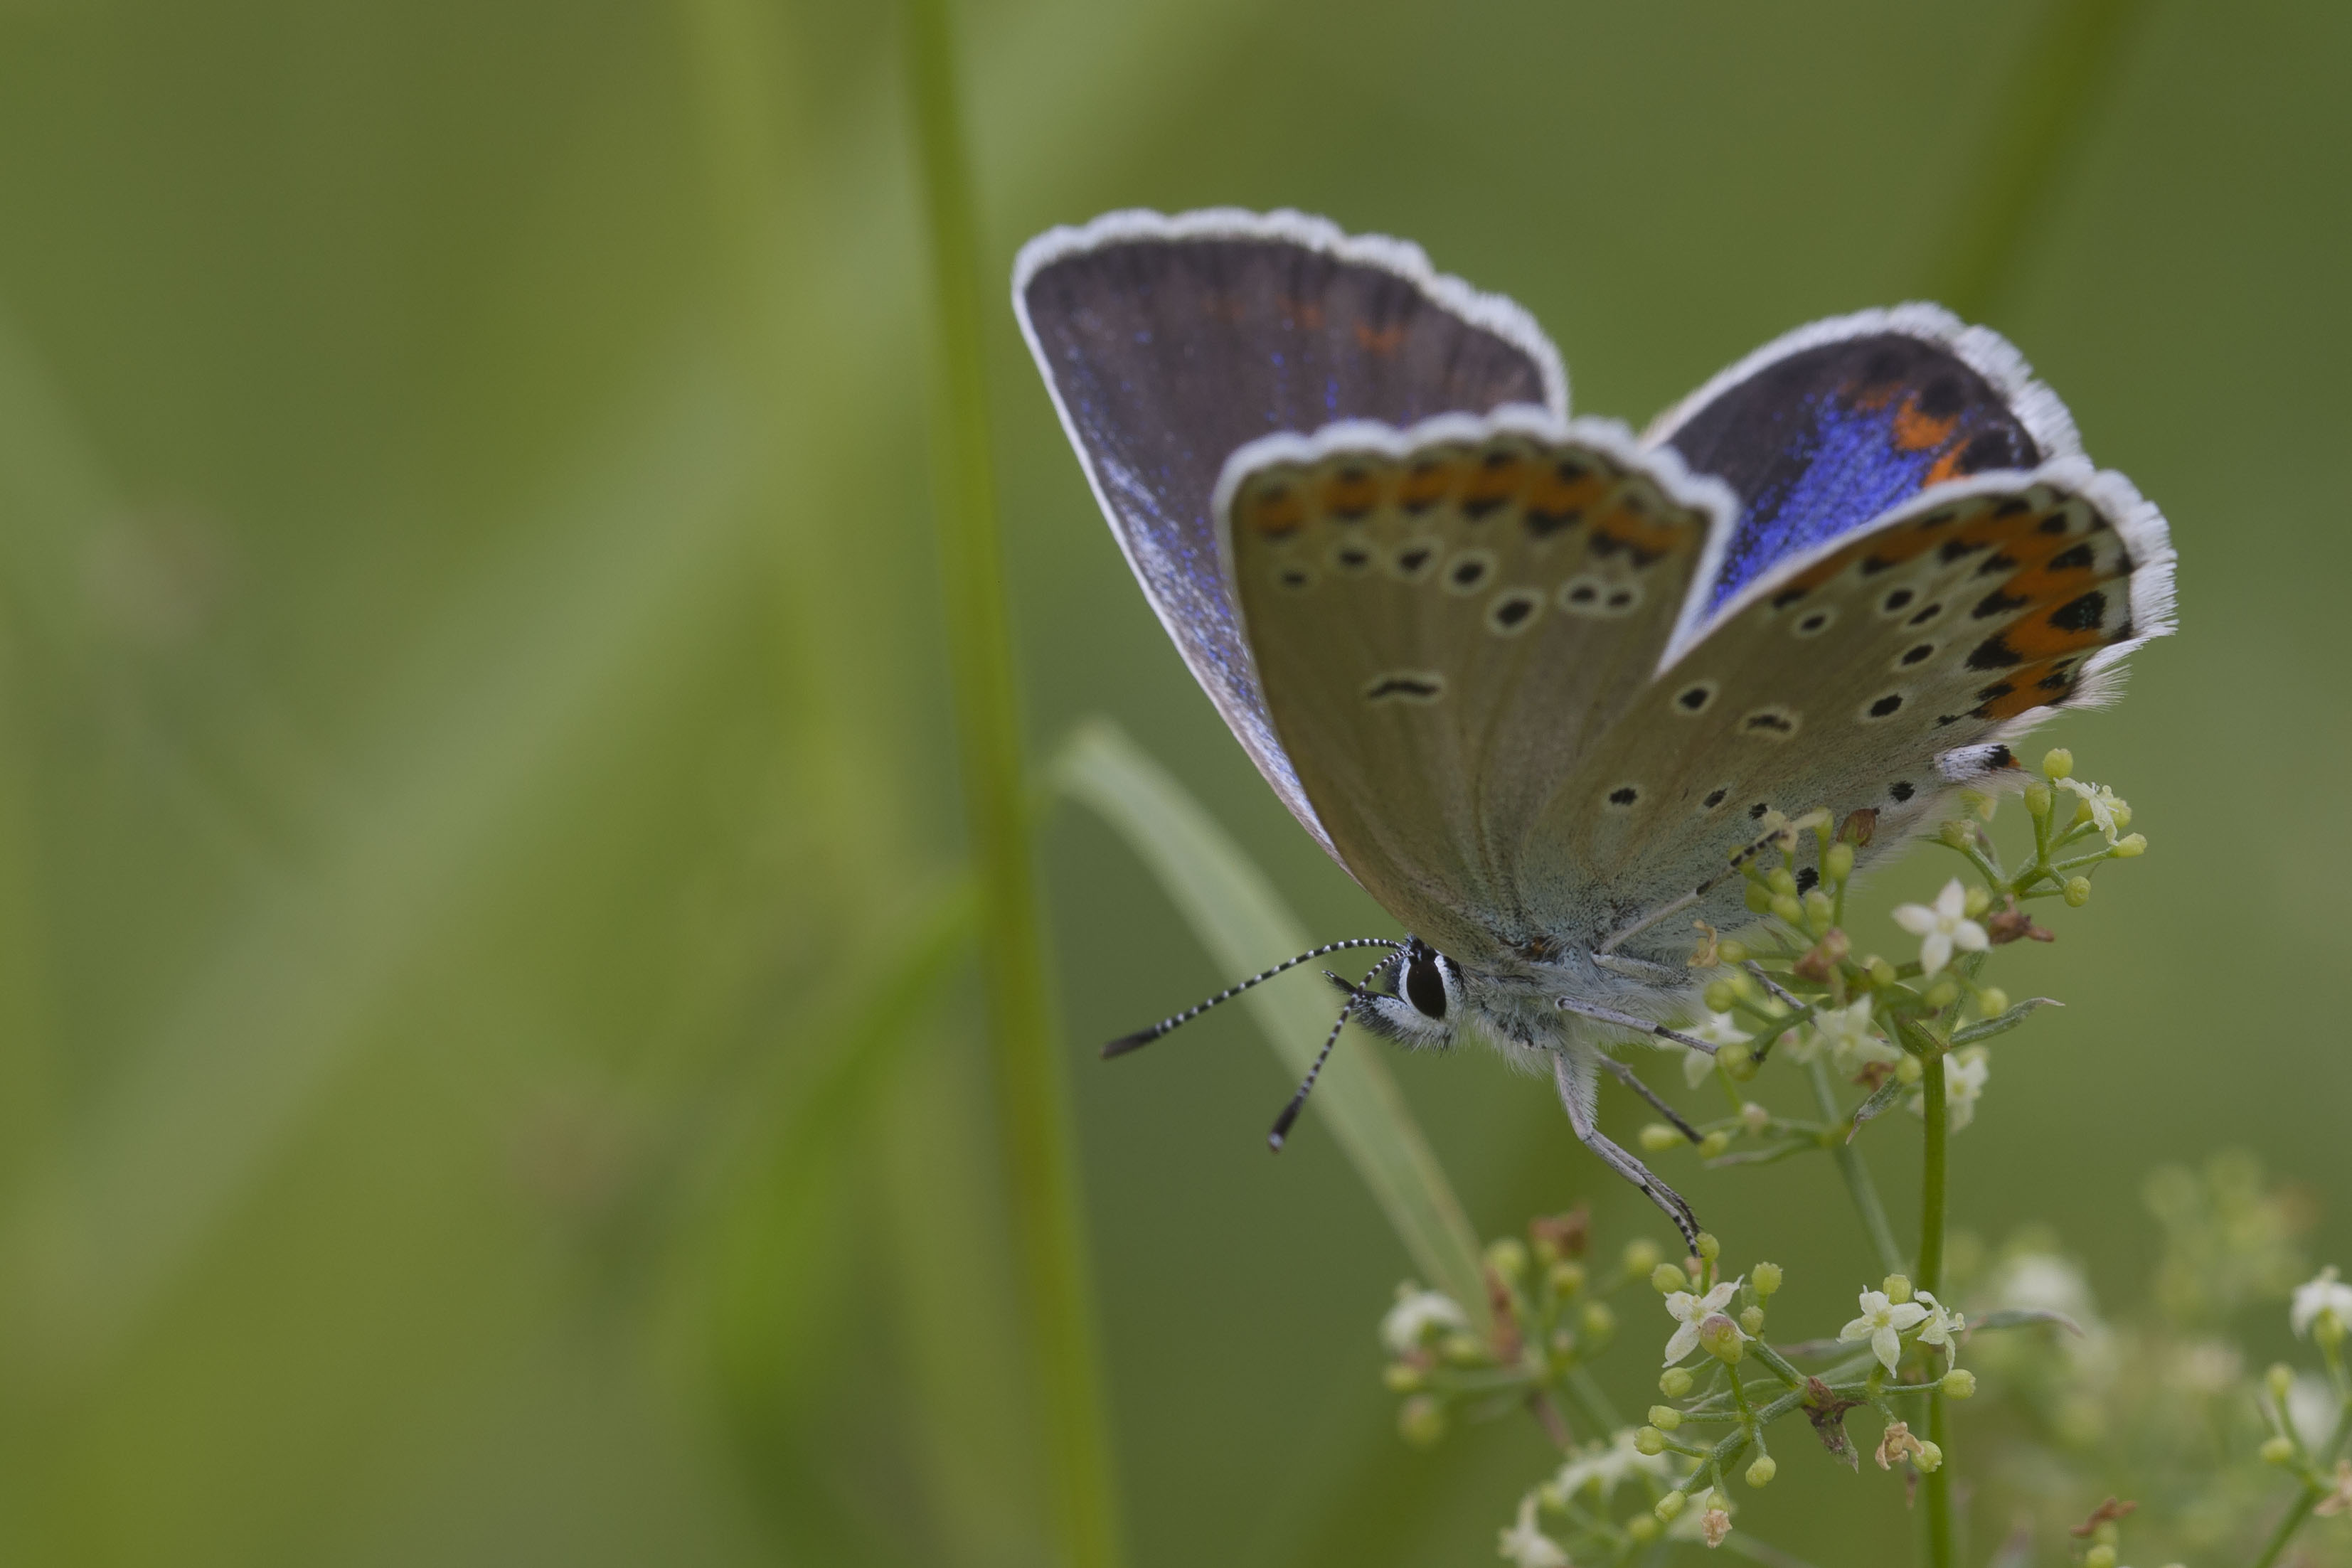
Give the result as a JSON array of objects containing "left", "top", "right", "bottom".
[
  {"left": 1055, "top": 720, "right": 1489, "bottom": 1323},
  {"left": 901, "top": 4, "right": 1125, "bottom": 1564}
]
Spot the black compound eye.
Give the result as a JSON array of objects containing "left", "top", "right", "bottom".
[{"left": 1405, "top": 949, "right": 1448, "bottom": 1020}]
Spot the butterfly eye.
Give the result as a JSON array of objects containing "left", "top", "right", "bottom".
[{"left": 1404, "top": 949, "right": 1449, "bottom": 1020}]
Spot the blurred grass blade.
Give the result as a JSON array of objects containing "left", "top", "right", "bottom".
[
  {"left": 1055, "top": 720, "right": 1488, "bottom": 1323},
  {"left": 901, "top": 3, "right": 1125, "bottom": 1565},
  {"left": 1927, "top": 0, "right": 2153, "bottom": 316}
]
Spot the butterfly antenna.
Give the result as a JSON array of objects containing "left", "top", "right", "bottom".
[
  {"left": 1267, "top": 953, "right": 1390, "bottom": 1152},
  {"left": 1102, "top": 938, "right": 1400, "bottom": 1059}
]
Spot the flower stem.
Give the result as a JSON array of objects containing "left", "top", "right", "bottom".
[
  {"left": 901, "top": 3, "right": 1124, "bottom": 1564},
  {"left": 1917, "top": 1042, "right": 1952, "bottom": 1568},
  {"left": 1809, "top": 1059, "right": 1906, "bottom": 1276},
  {"left": 2247, "top": 1397, "right": 2352, "bottom": 1568}
]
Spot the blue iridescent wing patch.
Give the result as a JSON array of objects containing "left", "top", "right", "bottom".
[
  {"left": 1014, "top": 208, "right": 1565, "bottom": 855},
  {"left": 1650, "top": 305, "right": 2085, "bottom": 614}
]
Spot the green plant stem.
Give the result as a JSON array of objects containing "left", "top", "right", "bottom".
[
  {"left": 1809, "top": 1059, "right": 1905, "bottom": 1276},
  {"left": 900, "top": 4, "right": 1124, "bottom": 1566},
  {"left": 1917, "top": 1044, "right": 1952, "bottom": 1568},
  {"left": 2247, "top": 1397, "right": 2352, "bottom": 1568}
]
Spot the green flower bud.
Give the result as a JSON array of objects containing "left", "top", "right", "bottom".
[
  {"left": 1651, "top": 1262, "right": 1689, "bottom": 1294},
  {"left": 1718, "top": 939, "right": 1749, "bottom": 965},
  {"left": 1767, "top": 867, "right": 1798, "bottom": 897},
  {"left": 1867, "top": 955, "right": 1899, "bottom": 987},
  {"left": 1626, "top": 1514, "right": 1660, "bottom": 1544},
  {"left": 1654, "top": 1490, "right": 1687, "bottom": 1523},
  {"left": 1485, "top": 1238, "right": 1528, "bottom": 1279},
  {"left": 1802, "top": 887, "right": 1834, "bottom": 927},
  {"left": 1698, "top": 1313, "right": 1745, "bottom": 1364},
  {"left": 2023, "top": 779, "right": 2053, "bottom": 818},
  {"left": 1752, "top": 1262, "right": 1783, "bottom": 1298},
  {"left": 1939, "top": 819, "right": 1971, "bottom": 849},
  {"left": 2113, "top": 832, "right": 2146, "bottom": 858},
  {"left": 2041, "top": 747, "right": 2073, "bottom": 780},
  {"left": 1883, "top": 1274, "right": 1915, "bottom": 1303},
  {"left": 1694, "top": 1232, "right": 1721, "bottom": 1262},
  {"left": 1383, "top": 1362, "right": 1424, "bottom": 1392},
  {"left": 1704, "top": 980, "right": 1740, "bottom": 1016},
  {"left": 1634, "top": 1425, "right": 1667, "bottom": 1456},
  {"left": 1440, "top": 1332, "right": 1484, "bottom": 1365},
  {"left": 1698, "top": 1130, "right": 1733, "bottom": 1158},
  {"left": 2317, "top": 1308, "right": 2346, "bottom": 1348},
  {"left": 1549, "top": 1262, "right": 1585, "bottom": 1298},
  {"left": 1648, "top": 1404, "right": 1682, "bottom": 1431},
  {"left": 2064, "top": 875, "right": 2092, "bottom": 907},
  {"left": 1397, "top": 1394, "right": 1447, "bottom": 1448},
  {"left": 1913, "top": 1439, "right": 1943, "bottom": 1473},
  {"left": 1639, "top": 1121, "right": 1681, "bottom": 1152},
  {"left": 2083, "top": 1545, "right": 2114, "bottom": 1568},
  {"left": 1962, "top": 885, "right": 1991, "bottom": 919},
  {"left": 1896, "top": 1053, "right": 1925, "bottom": 1084},
  {"left": 2093, "top": 1522, "right": 2121, "bottom": 1547},
  {"left": 1745, "top": 878, "right": 1773, "bottom": 914},
  {"left": 2261, "top": 1434, "right": 2297, "bottom": 1465},
  {"left": 1622, "top": 1239, "right": 1662, "bottom": 1276},
  {"left": 1941, "top": 1368, "right": 1976, "bottom": 1399},
  {"left": 1825, "top": 842, "right": 1856, "bottom": 883},
  {"left": 1961, "top": 788, "right": 1996, "bottom": 822},
  {"left": 1721, "top": 1047, "right": 1760, "bottom": 1083},
  {"left": 2267, "top": 1362, "right": 2295, "bottom": 1401},
  {"left": 1922, "top": 976, "right": 1959, "bottom": 1010},
  {"left": 1659, "top": 1366, "right": 1695, "bottom": 1399},
  {"left": 1740, "top": 1101, "right": 1770, "bottom": 1133},
  {"left": 1975, "top": 985, "right": 2008, "bottom": 1018},
  {"left": 1740, "top": 1304, "right": 1766, "bottom": 1335},
  {"left": 1770, "top": 893, "right": 1804, "bottom": 927},
  {"left": 1581, "top": 1301, "right": 1616, "bottom": 1338},
  {"left": 1745, "top": 1455, "right": 1777, "bottom": 1488}
]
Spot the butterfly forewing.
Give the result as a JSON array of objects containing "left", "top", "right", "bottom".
[
  {"left": 1016, "top": 211, "right": 1564, "bottom": 859},
  {"left": 1223, "top": 416, "right": 1728, "bottom": 964},
  {"left": 1523, "top": 464, "right": 2171, "bottom": 961}
]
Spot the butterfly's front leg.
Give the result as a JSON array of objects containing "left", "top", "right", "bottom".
[{"left": 1552, "top": 1045, "right": 1701, "bottom": 1252}]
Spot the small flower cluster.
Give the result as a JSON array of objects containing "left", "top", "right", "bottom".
[{"left": 1639, "top": 748, "right": 2144, "bottom": 1173}]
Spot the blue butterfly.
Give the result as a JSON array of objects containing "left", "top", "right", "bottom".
[{"left": 1015, "top": 208, "right": 2173, "bottom": 1244}]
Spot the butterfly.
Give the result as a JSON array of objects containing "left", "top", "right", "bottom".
[{"left": 1014, "top": 207, "right": 2173, "bottom": 1244}]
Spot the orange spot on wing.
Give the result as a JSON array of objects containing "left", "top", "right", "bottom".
[
  {"left": 1526, "top": 465, "right": 1608, "bottom": 516},
  {"left": 1247, "top": 483, "right": 1307, "bottom": 536},
  {"left": 1322, "top": 468, "right": 1383, "bottom": 516},
  {"left": 1354, "top": 321, "right": 1409, "bottom": 353},
  {"left": 1282, "top": 297, "right": 1326, "bottom": 331},
  {"left": 1400, "top": 460, "right": 1457, "bottom": 510},
  {"left": 1463, "top": 454, "right": 1528, "bottom": 512},
  {"left": 1892, "top": 398, "right": 1959, "bottom": 452}
]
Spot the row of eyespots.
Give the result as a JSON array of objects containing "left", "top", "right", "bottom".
[{"left": 1686, "top": 778, "right": 1917, "bottom": 819}]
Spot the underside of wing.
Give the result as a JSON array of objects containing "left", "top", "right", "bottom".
[
  {"left": 1015, "top": 209, "right": 1565, "bottom": 857},
  {"left": 1649, "top": 304, "right": 2084, "bottom": 618},
  {"left": 1221, "top": 411, "right": 1735, "bottom": 964},
  {"left": 1521, "top": 462, "right": 2175, "bottom": 965}
]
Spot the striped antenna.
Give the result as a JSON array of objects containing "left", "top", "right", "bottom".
[
  {"left": 1267, "top": 951, "right": 1393, "bottom": 1152},
  {"left": 1101, "top": 938, "right": 1400, "bottom": 1059}
]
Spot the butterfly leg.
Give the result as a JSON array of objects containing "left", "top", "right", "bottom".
[
  {"left": 1553, "top": 1047, "right": 1701, "bottom": 1251},
  {"left": 1554, "top": 996, "right": 1717, "bottom": 1055},
  {"left": 1595, "top": 1053, "right": 1703, "bottom": 1143}
]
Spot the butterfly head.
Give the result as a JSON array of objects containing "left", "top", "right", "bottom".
[{"left": 1343, "top": 936, "right": 1464, "bottom": 1049}]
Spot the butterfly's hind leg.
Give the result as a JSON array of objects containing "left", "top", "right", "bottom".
[
  {"left": 1595, "top": 1052, "right": 1704, "bottom": 1145},
  {"left": 1553, "top": 1046, "right": 1701, "bottom": 1252}
]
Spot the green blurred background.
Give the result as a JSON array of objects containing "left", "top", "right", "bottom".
[{"left": 0, "top": 0, "right": 2346, "bottom": 1562}]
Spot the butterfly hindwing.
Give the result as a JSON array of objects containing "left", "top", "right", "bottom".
[
  {"left": 1016, "top": 210, "right": 1565, "bottom": 856},
  {"left": 1651, "top": 306, "right": 2085, "bottom": 616},
  {"left": 1220, "top": 412, "right": 1733, "bottom": 964},
  {"left": 1521, "top": 461, "right": 2174, "bottom": 962}
]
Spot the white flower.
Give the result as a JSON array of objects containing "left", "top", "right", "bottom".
[
  {"left": 2291, "top": 1266, "right": 2352, "bottom": 1338},
  {"left": 2289, "top": 1372, "right": 2340, "bottom": 1451},
  {"left": 1892, "top": 879, "right": 1989, "bottom": 974},
  {"left": 1662, "top": 1278, "right": 1744, "bottom": 1365},
  {"left": 1809, "top": 995, "right": 1900, "bottom": 1076},
  {"left": 1913, "top": 1291, "right": 1966, "bottom": 1367},
  {"left": 1382, "top": 1285, "right": 1468, "bottom": 1355},
  {"left": 1552, "top": 1428, "right": 1672, "bottom": 1500},
  {"left": 1682, "top": 1011, "right": 1752, "bottom": 1087},
  {"left": 2058, "top": 777, "right": 2129, "bottom": 843},
  {"left": 1907, "top": 1047, "right": 1990, "bottom": 1132},
  {"left": 1841, "top": 1288, "right": 1930, "bottom": 1373},
  {"left": 1496, "top": 1492, "right": 1569, "bottom": 1568}
]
